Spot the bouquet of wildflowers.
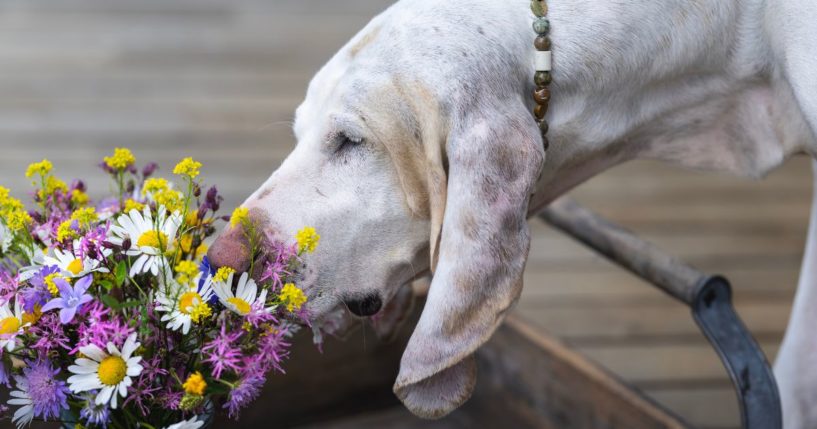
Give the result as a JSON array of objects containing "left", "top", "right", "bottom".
[{"left": 0, "top": 149, "right": 317, "bottom": 428}]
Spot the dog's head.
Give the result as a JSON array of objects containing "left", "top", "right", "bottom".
[{"left": 208, "top": 5, "right": 543, "bottom": 419}]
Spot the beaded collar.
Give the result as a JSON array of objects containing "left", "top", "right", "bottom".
[{"left": 531, "top": 0, "right": 551, "bottom": 150}]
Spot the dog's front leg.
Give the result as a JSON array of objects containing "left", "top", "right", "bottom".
[{"left": 775, "top": 160, "right": 817, "bottom": 429}]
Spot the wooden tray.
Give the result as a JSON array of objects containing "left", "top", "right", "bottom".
[{"left": 223, "top": 307, "right": 691, "bottom": 429}]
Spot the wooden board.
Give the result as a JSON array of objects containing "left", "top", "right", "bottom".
[{"left": 222, "top": 306, "right": 689, "bottom": 429}]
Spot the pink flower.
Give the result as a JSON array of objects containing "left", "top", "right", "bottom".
[{"left": 201, "top": 323, "right": 242, "bottom": 380}]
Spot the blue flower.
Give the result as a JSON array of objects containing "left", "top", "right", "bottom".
[
  {"left": 41, "top": 275, "right": 93, "bottom": 324},
  {"left": 20, "top": 266, "right": 60, "bottom": 313}
]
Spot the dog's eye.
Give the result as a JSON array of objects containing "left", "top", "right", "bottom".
[{"left": 335, "top": 133, "right": 364, "bottom": 153}]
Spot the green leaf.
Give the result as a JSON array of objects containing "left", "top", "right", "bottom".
[
  {"left": 101, "top": 294, "right": 121, "bottom": 310},
  {"left": 119, "top": 300, "right": 140, "bottom": 309},
  {"left": 115, "top": 262, "right": 127, "bottom": 286},
  {"left": 98, "top": 280, "right": 114, "bottom": 291}
]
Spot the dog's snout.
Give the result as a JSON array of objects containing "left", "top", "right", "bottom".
[
  {"left": 344, "top": 294, "right": 383, "bottom": 317},
  {"left": 207, "top": 225, "right": 252, "bottom": 274}
]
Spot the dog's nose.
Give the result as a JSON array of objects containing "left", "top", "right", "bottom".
[
  {"left": 344, "top": 294, "right": 383, "bottom": 317},
  {"left": 207, "top": 225, "right": 251, "bottom": 274}
]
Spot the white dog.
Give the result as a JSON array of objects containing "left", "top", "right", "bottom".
[{"left": 208, "top": 0, "right": 817, "bottom": 426}]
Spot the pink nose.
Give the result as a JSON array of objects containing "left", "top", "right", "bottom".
[{"left": 207, "top": 225, "right": 251, "bottom": 273}]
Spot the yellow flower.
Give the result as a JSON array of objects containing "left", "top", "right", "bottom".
[
  {"left": 70, "top": 189, "right": 89, "bottom": 206},
  {"left": 103, "top": 148, "right": 136, "bottom": 171},
  {"left": 173, "top": 157, "right": 202, "bottom": 179},
  {"left": 175, "top": 260, "right": 199, "bottom": 285},
  {"left": 123, "top": 199, "right": 145, "bottom": 213},
  {"left": 295, "top": 227, "right": 320, "bottom": 254},
  {"left": 189, "top": 302, "right": 212, "bottom": 323},
  {"left": 25, "top": 159, "right": 52, "bottom": 178},
  {"left": 194, "top": 243, "right": 208, "bottom": 259},
  {"left": 280, "top": 283, "right": 307, "bottom": 312},
  {"left": 182, "top": 371, "right": 207, "bottom": 396},
  {"left": 180, "top": 234, "right": 194, "bottom": 254},
  {"left": 212, "top": 267, "right": 234, "bottom": 283},
  {"left": 44, "top": 273, "right": 68, "bottom": 296},
  {"left": 71, "top": 207, "right": 98, "bottom": 226},
  {"left": 230, "top": 207, "right": 249, "bottom": 229},
  {"left": 185, "top": 212, "right": 200, "bottom": 227},
  {"left": 57, "top": 220, "right": 77, "bottom": 242},
  {"left": 143, "top": 178, "right": 170, "bottom": 195},
  {"left": 154, "top": 189, "right": 183, "bottom": 212},
  {"left": 6, "top": 209, "right": 32, "bottom": 233},
  {"left": 0, "top": 186, "right": 9, "bottom": 205},
  {"left": 36, "top": 176, "right": 69, "bottom": 201}
]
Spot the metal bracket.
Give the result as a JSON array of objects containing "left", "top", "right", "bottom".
[
  {"left": 692, "top": 276, "right": 782, "bottom": 429},
  {"left": 540, "top": 198, "right": 782, "bottom": 429}
]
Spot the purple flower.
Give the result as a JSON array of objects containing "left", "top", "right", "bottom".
[
  {"left": 8, "top": 359, "right": 70, "bottom": 423},
  {"left": 0, "top": 271, "right": 17, "bottom": 303},
  {"left": 202, "top": 323, "right": 243, "bottom": 379},
  {"left": 41, "top": 275, "right": 93, "bottom": 324},
  {"left": 260, "top": 241, "right": 298, "bottom": 291},
  {"left": 224, "top": 375, "right": 264, "bottom": 420},
  {"left": 0, "top": 357, "right": 10, "bottom": 388},
  {"left": 21, "top": 266, "right": 60, "bottom": 313},
  {"left": 79, "top": 391, "right": 110, "bottom": 428}
]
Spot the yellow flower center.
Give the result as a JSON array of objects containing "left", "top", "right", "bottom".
[
  {"left": 97, "top": 356, "right": 127, "bottom": 386},
  {"left": 178, "top": 291, "right": 202, "bottom": 314},
  {"left": 227, "top": 297, "right": 252, "bottom": 315},
  {"left": 137, "top": 230, "right": 168, "bottom": 249},
  {"left": 21, "top": 308, "right": 40, "bottom": 326},
  {"left": 0, "top": 316, "right": 20, "bottom": 335},
  {"left": 67, "top": 258, "right": 84, "bottom": 276}
]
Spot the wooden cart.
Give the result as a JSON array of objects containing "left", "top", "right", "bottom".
[
  {"left": 220, "top": 309, "right": 689, "bottom": 429},
  {"left": 220, "top": 198, "right": 781, "bottom": 429}
]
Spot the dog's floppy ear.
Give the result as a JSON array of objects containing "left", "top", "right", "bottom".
[{"left": 394, "top": 102, "right": 545, "bottom": 419}]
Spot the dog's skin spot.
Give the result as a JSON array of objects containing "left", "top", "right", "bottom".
[
  {"left": 460, "top": 211, "right": 480, "bottom": 240},
  {"left": 350, "top": 26, "right": 381, "bottom": 57},
  {"left": 257, "top": 187, "right": 274, "bottom": 200},
  {"left": 315, "top": 187, "right": 327, "bottom": 198}
]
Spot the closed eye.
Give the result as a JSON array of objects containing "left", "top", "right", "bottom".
[{"left": 335, "top": 132, "right": 364, "bottom": 153}]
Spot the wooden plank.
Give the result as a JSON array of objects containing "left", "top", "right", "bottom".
[
  {"left": 647, "top": 388, "right": 740, "bottom": 429},
  {"left": 515, "top": 301, "right": 791, "bottom": 340}
]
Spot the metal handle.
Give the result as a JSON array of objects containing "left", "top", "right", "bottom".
[{"left": 539, "top": 197, "right": 782, "bottom": 429}]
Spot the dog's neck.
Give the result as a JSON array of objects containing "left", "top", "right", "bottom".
[{"left": 524, "top": 0, "right": 811, "bottom": 213}]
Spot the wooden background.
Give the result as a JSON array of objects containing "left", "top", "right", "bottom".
[{"left": 0, "top": 1, "right": 809, "bottom": 428}]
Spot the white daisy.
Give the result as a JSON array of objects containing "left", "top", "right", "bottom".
[
  {"left": 155, "top": 273, "right": 214, "bottom": 334},
  {"left": 7, "top": 377, "right": 33, "bottom": 429},
  {"left": 0, "top": 221, "right": 10, "bottom": 253},
  {"left": 17, "top": 247, "right": 46, "bottom": 282},
  {"left": 0, "top": 298, "right": 28, "bottom": 352},
  {"left": 212, "top": 271, "right": 272, "bottom": 316},
  {"left": 163, "top": 417, "right": 205, "bottom": 429},
  {"left": 67, "top": 333, "right": 143, "bottom": 409},
  {"left": 42, "top": 239, "right": 110, "bottom": 278},
  {"left": 107, "top": 206, "right": 181, "bottom": 277}
]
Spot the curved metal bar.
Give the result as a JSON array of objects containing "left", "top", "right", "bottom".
[
  {"left": 692, "top": 276, "right": 782, "bottom": 429},
  {"left": 539, "top": 197, "right": 782, "bottom": 429}
]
